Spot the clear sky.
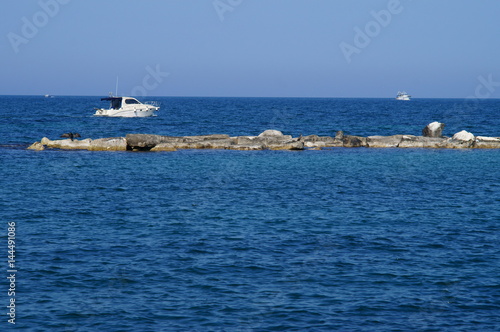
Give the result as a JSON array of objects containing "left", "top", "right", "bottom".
[{"left": 1, "top": 0, "right": 500, "bottom": 98}]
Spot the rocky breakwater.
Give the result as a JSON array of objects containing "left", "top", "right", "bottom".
[
  {"left": 129, "top": 130, "right": 304, "bottom": 151},
  {"left": 28, "top": 137, "right": 127, "bottom": 151},
  {"left": 27, "top": 123, "right": 500, "bottom": 151},
  {"left": 363, "top": 122, "right": 499, "bottom": 149},
  {"left": 28, "top": 130, "right": 305, "bottom": 152}
]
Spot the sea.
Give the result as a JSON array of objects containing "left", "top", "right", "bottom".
[{"left": 1, "top": 96, "right": 499, "bottom": 331}]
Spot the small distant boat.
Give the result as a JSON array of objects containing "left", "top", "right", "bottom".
[
  {"left": 94, "top": 96, "right": 160, "bottom": 117},
  {"left": 44, "top": 94, "right": 54, "bottom": 98},
  {"left": 396, "top": 91, "right": 411, "bottom": 100}
]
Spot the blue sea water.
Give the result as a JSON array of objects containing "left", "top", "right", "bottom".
[{"left": 1, "top": 96, "right": 499, "bottom": 331}]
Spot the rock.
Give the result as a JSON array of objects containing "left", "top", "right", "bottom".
[
  {"left": 301, "top": 135, "right": 341, "bottom": 148},
  {"left": 258, "top": 129, "right": 284, "bottom": 137},
  {"left": 266, "top": 141, "right": 305, "bottom": 150},
  {"left": 237, "top": 134, "right": 293, "bottom": 146},
  {"left": 422, "top": 122, "right": 445, "bottom": 137},
  {"left": 27, "top": 142, "right": 45, "bottom": 150},
  {"left": 184, "top": 139, "right": 233, "bottom": 150},
  {"left": 475, "top": 136, "right": 500, "bottom": 149},
  {"left": 42, "top": 138, "right": 92, "bottom": 150},
  {"left": 452, "top": 130, "right": 475, "bottom": 142},
  {"left": 227, "top": 144, "right": 265, "bottom": 151},
  {"left": 367, "top": 135, "right": 404, "bottom": 148},
  {"left": 150, "top": 143, "right": 178, "bottom": 152},
  {"left": 235, "top": 136, "right": 258, "bottom": 145},
  {"left": 398, "top": 135, "right": 447, "bottom": 148},
  {"left": 126, "top": 134, "right": 183, "bottom": 150},
  {"left": 439, "top": 138, "right": 474, "bottom": 149},
  {"left": 182, "top": 134, "right": 231, "bottom": 142},
  {"left": 342, "top": 135, "right": 367, "bottom": 148},
  {"left": 126, "top": 134, "right": 231, "bottom": 150},
  {"left": 429, "top": 130, "right": 476, "bottom": 149},
  {"left": 89, "top": 137, "right": 127, "bottom": 151},
  {"left": 335, "top": 131, "right": 344, "bottom": 140},
  {"left": 26, "top": 129, "right": 500, "bottom": 152}
]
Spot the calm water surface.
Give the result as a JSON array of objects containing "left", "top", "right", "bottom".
[{"left": 1, "top": 96, "right": 499, "bottom": 331}]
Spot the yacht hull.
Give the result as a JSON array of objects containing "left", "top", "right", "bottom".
[{"left": 94, "top": 108, "right": 158, "bottom": 117}]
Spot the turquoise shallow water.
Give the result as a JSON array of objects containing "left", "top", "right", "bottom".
[{"left": 1, "top": 96, "right": 499, "bottom": 331}]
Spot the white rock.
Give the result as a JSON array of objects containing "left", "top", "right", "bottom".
[
  {"left": 428, "top": 122, "right": 441, "bottom": 131},
  {"left": 258, "top": 129, "right": 283, "bottom": 137},
  {"left": 452, "top": 130, "right": 475, "bottom": 141}
]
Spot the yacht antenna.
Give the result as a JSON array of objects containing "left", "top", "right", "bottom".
[{"left": 115, "top": 77, "right": 119, "bottom": 97}]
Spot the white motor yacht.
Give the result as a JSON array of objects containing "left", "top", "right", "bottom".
[
  {"left": 94, "top": 96, "right": 160, "bottom": 117},
  {"left": 396, "top": 91, "right": 411, "bottom": 100}
]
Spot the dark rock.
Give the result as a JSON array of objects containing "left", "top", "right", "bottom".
[
  {"left": 422, "top": 122, "right": 445, "bottom": 137},
  {"left": 342, "top": 135, "right": 367, "bottom": 147}
]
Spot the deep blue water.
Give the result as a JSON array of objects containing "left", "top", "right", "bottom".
[{"left": 1, "top": 96, "right": 499, "bottom": 331}]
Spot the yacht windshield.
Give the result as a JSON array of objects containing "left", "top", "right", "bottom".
[
  {"left": 111, "top": 99, "right": 121, "bottom": 109},
  {"left": 125, "top": 99, "right": 140, "bottom": 105}
]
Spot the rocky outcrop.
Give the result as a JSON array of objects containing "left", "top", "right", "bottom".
[
  {"left": 398, "top": 135, "right": 446, "bottom": 148},
  {"left": 452, "top": 130, "right": 475, "bottom": 142},
  {"left": 475, "top": 136, "right": 500, "bottom": 149},
  {"left": 435, "top": 130, "right": 476, "bottom": 149},
  {"left": 302, "top": 135, "right": 342, "bottom": 148},
  {"left": 89, "top": 137, "right": 127, "bottom": 151},
  {"left": 126, "top": 134, "right": 231, "bottom": 150},
  {"left": 40, "top": 137, "right": 92, "bottom": 150},
  {"left": 422, "top": 122, "right": 445, "bottom": 137},
  {"left": 342, "top": 135, "right": 367, "bottom": 148},
  {"left": 27, "top": 142, "right": 45, "bottom": 150},
  {"left": 26, "top": 127, "right": 500, "bottom": 151},
  {"left": 367, "top": 135, "right": 404, "bottom": 148},
  {"left": 258, "top": 129, "right": 285, "bottom": 138}
]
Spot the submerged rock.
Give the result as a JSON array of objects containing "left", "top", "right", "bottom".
[{"left": 27, "top": 142, "right": 45, "bottom": 150}]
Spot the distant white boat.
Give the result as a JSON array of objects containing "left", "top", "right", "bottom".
[
  {"left": 94, "top": 96, "right": 160, "bottom": 117},
  {"left": 396, "top": 91, "right": 411, "bottom": 100},
  {"left": 44, "top": 94, "right": 54, "bottom": 98}
]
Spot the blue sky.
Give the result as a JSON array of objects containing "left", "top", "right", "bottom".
[{"left": 1, "top": 0, "right": 500, "bottom": 98}]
